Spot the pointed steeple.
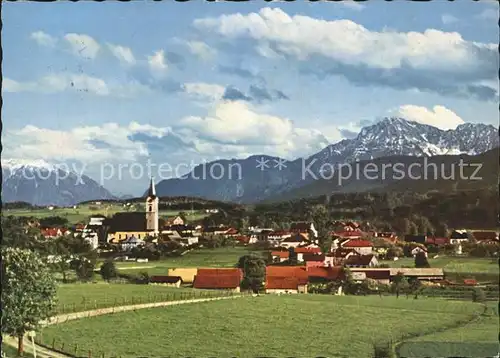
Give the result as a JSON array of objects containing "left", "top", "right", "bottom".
[{"left": 147, "top": 177, "right": 156, "bottom": 198}]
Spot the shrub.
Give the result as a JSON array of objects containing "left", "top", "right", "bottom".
[
  {"left": 472, "top": 287, "right": 486, "bottom": 302},
  {"left": 136, "top": 271, "right": 150, "bottom": 284},
  {"left": 99, "top": 261, "right": 118, "bottom": 281},
  {"left": 372, "top": 341, "right": 394, "bottom": 358}
]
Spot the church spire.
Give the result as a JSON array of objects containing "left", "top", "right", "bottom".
[{"left": 147, "top": 177, "right": 156, "bottom": 197}]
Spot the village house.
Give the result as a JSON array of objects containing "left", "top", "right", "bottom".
[
  {"left": 404, "top": 235, "right": 427, "bottom": 244},
  {"left": 332, "top": 220, "right": 360, "bottom": 232},
  {"left": 425, "top": 237, "right": 450, "bottom": 246},
  {"left": 149, "top": 275, "right": 183, "bottom": 288},
  {"left": 449, "top": 230, "right": 469, "bottom": 244},
  {"left": 265, "top": 266, "right": 309, "bottom": 294},
  {"left": 279, "top": 233, "right": 311, "bottom": 248},
  {"left": 290, "top": 222, "right": 318, "bottom": 239},
  {"left": 164, "top": 215, "right": 185, "bottom": 226},
  {"left": 411, "top": 246, "right": 428, "bottom": 257},
  {"left": 371, "top": 231, "right": 399, "bottom": 243},
  {"left": 306, "top": 266, "right": 344, "bottom": 282},
  {"left": 325, "top": 248, "right": 358, "bottom": 266},
  {"left": 120, "top": 236, "right": 145, "bottom": 251},
  {"left": 266, "top": 230, "right": 292, "bottom": 245},
  {"left": 389, "top": 268, "right": 444, "bottom": 281},
  {"left": 340, "top": 239, "right": 374, "bottom": 255},
  {"left": 107, "top": 178, "right": 160, "bottom": 243},
  {"left": 344, "top": 254, "right": 378, "bottom": 268},
  {"left": 168, "top": 268, "right": 198, "bottom": 284},
  {"left": 303, "top": 254, "right": 327, "bottom": 269},
  {"left": 193, "top": 268, "right": 243, "bottom": 292},
  {"left": 248, "top": 228, "right": 274, "bottom": 242},
  {"left": 348, "top": 268, "right": 391, "bottom": 285},
  {"left": 203, "top": 226, "right": 234, "bottom": 236},
  {"left": 471, "top": 231, "right": 499, "bottom": 244},
  {"left": 40, "top": 227, "right": 71, "bottom": 239}
]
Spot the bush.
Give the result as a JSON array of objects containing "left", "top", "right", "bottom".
[
  {"left": 99, "top": 261, "right": 118, "bottom": 281},
  {"left": 472, "top": 287, "right": 486, "bottom": 302},
  {"left": 136, "top": 271, "right": 150, "bottom": 284},
  {"left": 372, "top": 341, "right": 394, "bottom": 358}
]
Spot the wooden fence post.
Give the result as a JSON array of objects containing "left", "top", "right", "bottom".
[
  {"left": 61, "top": 342, "right": 65, "bottom": 351},
  {"left": 88, "top": 349, "right": 92, "bottom": 358},
  {"left": 52, "top": 338, "right": 56, "bottom": 349},
  {"left": 73, "top": 303, "right": 76, "bottom": 312},
  {"left": 75, "top": 344, "right": 79, "bottom": 356}
]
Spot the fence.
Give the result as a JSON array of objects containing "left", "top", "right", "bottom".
[{"left": 36, "top": 289, "right": 252, "bottom": 358}]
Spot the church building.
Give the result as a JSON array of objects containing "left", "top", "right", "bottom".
[{"left": 107, "top": 178, "right": 161, "bottom": 243}]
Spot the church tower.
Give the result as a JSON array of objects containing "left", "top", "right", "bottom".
[{"left": 145, "top": 177, "right": 159, "bottom": 235}]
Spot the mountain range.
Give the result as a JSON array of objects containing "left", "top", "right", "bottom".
[
  {"left": 2, "top": 118, "right": 498, "bottom": 206},
  {"left": 1, "top": 160, "right": 116, "bottom": 206},
  {"left": 153, "top": 118, "right": 499, "bottom": 203}
]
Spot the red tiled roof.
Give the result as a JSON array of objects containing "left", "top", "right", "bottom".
[
  {"left": 463, "top": 279, "right": 477, "bottom": 286},
  {"left": 235, "top": 235, "right": 250, "bottom": 243},
  {"left": 271, "top": 251, "right": 289, "bottom": 258},
  {"left": 193, "top": 274, "right": 241, "bottom": 289},
  {"left": 302, "top": 254, "right": 325, "bottom": 262},
  {"left": 294, "top": 247, "right": 322, "bottom": 254},
  {"left": 342, "top": 239, "right": 373, "bottom": 248},
  {"left": 307, "top": 266, "right": 343, "bottom": 280},
  {"left": 472, "top": 231, "right": 498, "bottom": 241},
  {"left": 225, "top": 228, "right": 239, "bottom": 235},
  {"left": 265, "top": 276, "right": 307, "bottom": 289},
  {"left": 266, "top": 266, "right": 308, "bottom": 280},
  {"left": 197, "top": 268, "right": 242, "bottom": 277},
  {"left": 426, "top": 237, "right": 450, "bottom": 246},
  {"left": 356, "top": 269, "right": 391, "bottom": 280}
]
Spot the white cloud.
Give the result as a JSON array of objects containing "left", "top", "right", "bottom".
[
  {"left": 30, "top": 31, "right": 57, "bottom": 47},
  {"left": 186, "top": 41, "right": 217, "bottom": 60},
  {"left": 64, "top": 33, "right": 101, "bottom": 59},
  {"left": 195, "top": 7, "right": 492, "bottom": 71},
  {"left": 107, "top": 43, "right": 136, "bottom": 65},
  {"left": 339, "top": 1, "right": 365, "bottom": 11},
  {"left": 178, "top": 100, "right": 330, "bottom": 159},
  {"left": 441, "top": 14, "right": 459, "bottom": 25},
  {"left": 194, "top": 8, "right": 497, "bottom": 100},
  {"left": 389, "top": 104, "right": 465, "bottom": 130},
  {"left": 148, "top": 50, "right": 168, "bottom": 78},
  {"left": 182, "top": 82, "right": 226, "bottom": 101},
  {"left": 3, "top": 73, "right": 150, "bottom": 98}
]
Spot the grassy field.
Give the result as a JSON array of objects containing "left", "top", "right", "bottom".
[
  {"left": 382, "top": 256, "right": 499, "bottom": 274},
  {"left": 112, "top": 247, "right": 265, "bottom": 275},
  {"left": 398, "top": 303, "right": 499, "bottom": 357},
  {"left": 1, "top": 342, "right": 35, "bottom": 358},
  {"left": 38, "top": 294, "right": 485, "bottom": 358},
  {"left": 55, "top": 283, "right": 223, "bottom": 314},
  {"left": 4, "top": 204, "right": 208, "bottom": 225}
]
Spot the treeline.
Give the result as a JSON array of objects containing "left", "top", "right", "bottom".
[{"left": 200, "top": 188, "right": 498, "bottom": 235}]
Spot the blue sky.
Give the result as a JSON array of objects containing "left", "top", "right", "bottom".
[{"left": 2, "top": 1, "right": 498, "bottom": 195}]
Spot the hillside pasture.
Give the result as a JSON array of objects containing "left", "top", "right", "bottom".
[
  {"left": 382, "top": 256, "right": 499, "bottom": 274},
  {"left": 55, "top": 283, "right": 223, "bottom": 314},
  {"left": 38, "top": 294, "right": 485, "bottom": 358}
]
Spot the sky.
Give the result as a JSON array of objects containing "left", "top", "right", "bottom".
[{"left": 2, "top": 0, "right": 499, "bottom": 195}]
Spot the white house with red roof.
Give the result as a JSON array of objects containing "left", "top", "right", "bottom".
[{"left": 340, "top": 239, "right": 373, "bottom": 255}]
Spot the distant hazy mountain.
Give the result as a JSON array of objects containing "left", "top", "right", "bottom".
[
  {"left": 153, "top": 118, "right": 499, "bottom": 203},
  {"left": 1, "top": 159, "right": 116, "bottom": 206}
]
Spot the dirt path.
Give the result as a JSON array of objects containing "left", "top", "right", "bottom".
[{"left": 3, "top": 295, "right": 244, "bottom": 358}]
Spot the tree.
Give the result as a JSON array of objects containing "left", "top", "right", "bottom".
[
  {"left": 391, "top": 272, "right": 409, "bottom": 298},
  {"left": 472, "top": 287, "right": 486, "bottom": 303},
  {"left": 74, "top": 258, "right": 95, "bottom": 282},
  {"left": 39, "top": 216, "right": 69, "bottom": 228},
  {"left": 237, "top": 254, "right": 266, "bottom": 293},
  {"left": 100, "top": 260, "right": 118, "bottom": 281},
  {"left": 2, "top": 247, "right": 57, "bottom": 355},
  {"left": 414, "top": 251, "right": 431, "bottom": 268}
]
